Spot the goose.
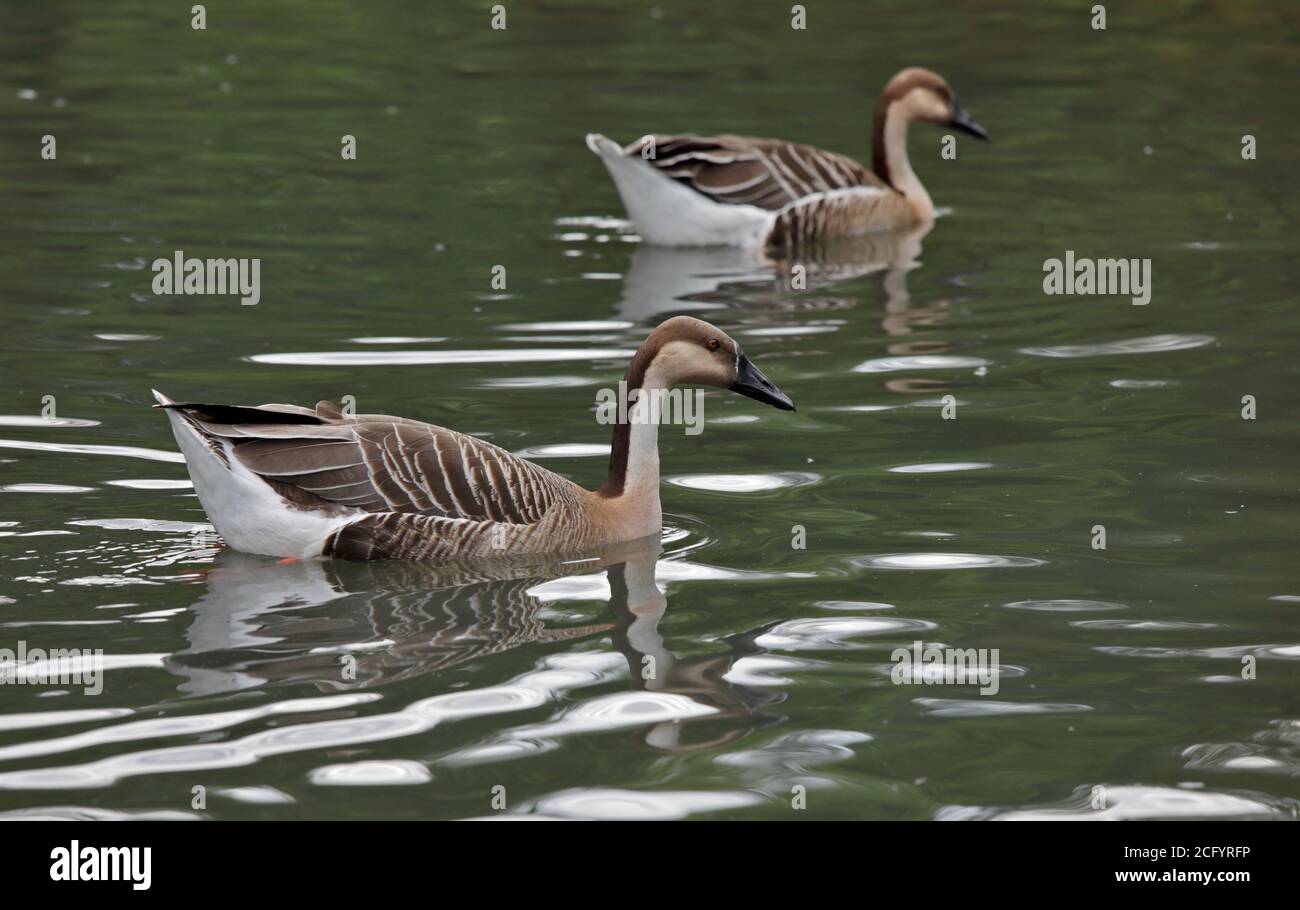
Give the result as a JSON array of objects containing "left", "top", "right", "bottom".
[
  {"left": 586, "top": 66, "right": 987, "bottom": 247},
  {"left": 153, "top": 316, "right": 795, "bottom": 562}
]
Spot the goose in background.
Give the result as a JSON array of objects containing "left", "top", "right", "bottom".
[
  {"left": 587, "top": 67, "right": 987, "bottom": 247},
  {"left": 154, "top": 316, "right": 795, "bottom": 561}
]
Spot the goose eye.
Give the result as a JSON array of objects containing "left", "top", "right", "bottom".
[{"left": 706, "top": 338, "right": 720, "bottom": 351}]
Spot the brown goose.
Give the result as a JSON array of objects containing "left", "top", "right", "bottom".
[
  {"left": 586, "top": 66, "right": 987, "bottom": 247},
  {"left": 154, "top": 316, "right": 795, "bottom": 561}
]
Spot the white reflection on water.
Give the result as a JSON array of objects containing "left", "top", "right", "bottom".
[
  {"left": 1003, "top": 599, "right": 1127, "bottom": 612},
  {"left": 216, "top": 785, "right": 295, "bottom": 804},
  {"left": 513, "top": 443, "right": 610, "bottom": 459},
  {"left": 756, "top": 616, "right": 936, "bottom": 651},
  {"left": 247, "top": 348, "right": 636, "bottom": 367},
  {"left": 517, "top": 787, "right": 761, "bottom": 820},
  {"left": 1, "top": 483, "right": 95, "bottom": 493},
  {"left": 886, "top": 462, "right": 992, "bottom": 474},
  {"left": 854, "top": 355, "right": 989, "bottom": 373},
  {"left": 913, "top": 698, "right": 1091, "bottom": 717},
  {"left": 0, "top": 806, "right": 201, "bottom": 821},
  {"left": 666, "top": 472, "right": 820, "bottom": 493},
  {"left": 347, "top": 336, "right": 447, "bottom": 344},
  {"left": 0, "top": 415, "right": 100, "bottom": 428},
  {"left": 856, "top": 553, "right": 1046, "bottom": 570},
  {"left": 1020, "top": 333, "right": 1215, "bottom": 358},
  {"left": 1070, "top": 619, "right": 1217, "bottom": 631},
  {"left": 0, "top": 438, "right": 184, "bottom": 463},
  {"left": 0, "top": 707, "right": 134, "bottom": 733},
  {"left": 722, "top": 654, "right": 823, "bottom": 687},
  {"left": 714, "top": 729, "right": 872, "bottom": 793},
  {"left": 441, "top": 692, "right": 717, "bottom": 767},
  {"left": 103, "top": 478, "right": 193, "bottom": 490},
  {"left": 1182, "top": 720, "right": 1300, "bottom": 776},
  {"left": 0, "top": 694, "right": 381, "bottom": 764},
  {"left": 1109, "top": 378, "right": 1175, "bottom": 389},
  {"left": 501, "top": 320, "right": 634, "bottom": 332},
  {"left": 937, "top": 784, "right": 1299, "bottom": 820},
  {"left": 309, "top": 760, "right": 431, "bottom": 786},
  {"left": 479, "top": 375, "right": 596, "bottom": 390},
  {"left": 0, "top": 654, "right": 622, "bottom": 790},
  {"left": 1096, "top": 643, "right": 1300, "bottom": 659},
  {"left": 68, "top": 518, "right": 208, "bottom": 534}
]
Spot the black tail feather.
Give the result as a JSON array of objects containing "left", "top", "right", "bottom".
[{"left": 154, "top": 402, "right": 324, "bottom": 426}]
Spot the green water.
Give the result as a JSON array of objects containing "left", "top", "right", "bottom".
[{"left": 0, "top": 0, "right": 1298, "bottom": 820}]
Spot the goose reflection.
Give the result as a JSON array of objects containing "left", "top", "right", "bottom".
[
  {"left": 606, "top": 550, "right": 784, "bottom": 752},
  {"left": 166, "top": 537, "right": 782, "bottom": 751},
  {"left": 613, "top": 221, "right": 964, "bottom": 398},
  {"left": 614, "top": 221, "right": 932, "bottom": 322}
]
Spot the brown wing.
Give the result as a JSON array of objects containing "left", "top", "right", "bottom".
[
  {"left": 630, "top": 134, "right": 887, "bottom": 210},
  {"left": 164, "top": 400, "right": 571, "bottom": 525}
]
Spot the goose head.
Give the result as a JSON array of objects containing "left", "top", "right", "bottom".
[
  {"left": 630, "top": 316, "right": 795, "bottom": 412},
  {"left": 872, "top": 67, "right": 988, "bottom": 208},
  {"left": 878, "top": 67, "right": 988, "bottom": 141}
]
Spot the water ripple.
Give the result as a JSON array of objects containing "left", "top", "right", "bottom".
[
  {"left": 1004, "top": 598, "right": 1126, "bottom": 613},
  {"left": 0, "top": 438, "right": 184, "bottom": 464},
  {"left": 441, "top": 692, "right": 717, "bottom": 767},
  {"left": 514, "top": 443, "right": 610, "bottom": 459},
  {"left": 1, "top": 483, "right": 95, "bottom": 493},
  {"left": 248, "top": 348, "right": 636, "bottom": 367},
  {"left": 217, "top": 785, "right": 295, "bottom": 804},
  {"left": 1071, "top": 619, "right": 1217, "bottom": 631},
  {"left": 667, "top": 472, "right": 820, "bottom": 493},
  {"left": 854, "top": 355, "right": 990, "bottom": 373},
  {"left": 0, "top": 415, "right": 100, "bottom": 428},
  {"left": 855, "top": 553, "right": 1045, "bottom": 570},
  {"left": 722, "top": 655, "right": 823, "bottom": 686},
  {"left": 886, "top": 462, "right": 992, "bottom": 474},
  {"left": 938, "top": 784, "right": 1299, "bottom": 820},
  {"left": 309, "top": 760, "right": 432, "bottom": 786},
  {"left": 0, "top": 654, "right": 622, "bottom": 788},
  {"left": 914, "top": 698, "right": 1091, "bottom": 717},
  {"left": 1020, "top": 334, "right": 1215, "bottom": 358},
  {"left": 756, "top": 617, "right": 936, "bottom": 651},
  {"left": 523, "top": 787, "right": 761, "bottom": 820}
]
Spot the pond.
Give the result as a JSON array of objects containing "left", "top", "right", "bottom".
[{"left": 0, "top": 0, "right": 1297, "bottom": 820}]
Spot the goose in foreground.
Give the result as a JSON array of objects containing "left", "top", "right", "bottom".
[
  {"left": 154, "top": 316, "right": 795, "bottom": 561},
  {"left": 586, "top": 67, "right": 987, "bottom": 248}
]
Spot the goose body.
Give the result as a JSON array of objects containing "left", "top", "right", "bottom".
[
  {"left": 587, "top": 67, "right": 987, "bottom": 248},
  {"left": 155, "top": 316, "right": 795, "bottom": 561}
]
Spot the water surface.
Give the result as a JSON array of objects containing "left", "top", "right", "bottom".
[{"left": 1, "top": 0, "right": 1298, "bottom": 820}]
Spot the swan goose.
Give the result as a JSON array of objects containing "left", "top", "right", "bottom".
[
  {"left": 586, "top": 66, "right": 987, "bottom": 247},
  {"left": 154, "top": 316, "right": 795, "bottom": 561}
]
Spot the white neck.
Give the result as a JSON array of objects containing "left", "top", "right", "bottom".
[
  {"left": 623, "top": 399, "right": 661, "bottom": 498},
  {"left": 883, "top": 104, "right": 934, "bottom": 219}
]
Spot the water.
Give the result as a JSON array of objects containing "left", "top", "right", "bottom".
[{"left": 1, "top": 0, "right": 1298, "bottom": 820}]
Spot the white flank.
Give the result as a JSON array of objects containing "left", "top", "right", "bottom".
[
  {"left": 586, "top": 133, "right": 775, "bottom": 248},
  {"left": 152, "top": 390, "right": 360, "bottom": 558}
]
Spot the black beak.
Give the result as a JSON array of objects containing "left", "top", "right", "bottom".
[
  {"left": 949, "top": 102, "right": 989, "bottom": 142},
  {"left": 730, "top": 350, "right": 796, "bottom": 412}
]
